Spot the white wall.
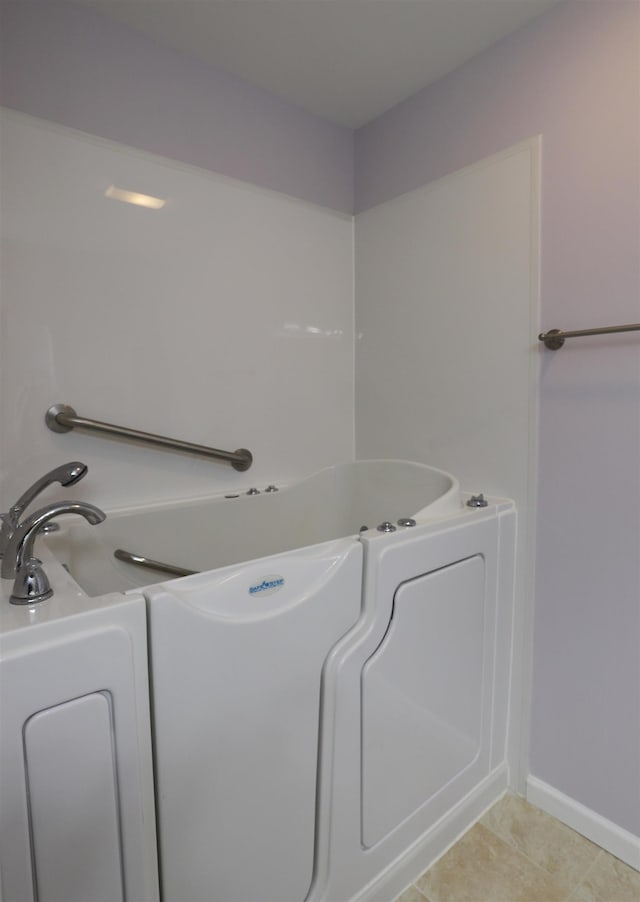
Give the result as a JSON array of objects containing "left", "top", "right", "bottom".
[
  {"left": 355, "top": 141, "right": 540, "bottom": 783},
  {"left": 0, "top": 110, "right": 354, "bottom": 512}
]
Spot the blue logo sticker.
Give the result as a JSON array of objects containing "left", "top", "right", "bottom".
[{"left": 248, "top": 574, "right": 285, "bottom": 596}]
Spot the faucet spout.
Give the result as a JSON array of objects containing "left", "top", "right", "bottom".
[
  {"left": 2, "top": 501, "right": 106, "bottom": 583},
  {"left": 0, "top": 462, "right": 88, "bottom": 557}
]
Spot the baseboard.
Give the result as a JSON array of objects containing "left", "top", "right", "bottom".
[
  {"left": 526, "top": 775, "right": 640, "bottom": 871},
  {"left": 355, "top": 765, "right": 509, "bottom": 902}
]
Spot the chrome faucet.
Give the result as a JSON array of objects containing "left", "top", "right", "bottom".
[
  {"left": 3, "top": 501, "right": 106, "bottom": 604},
  {"left": 0, "top": 462, "right": 88, "bottom": 559}
]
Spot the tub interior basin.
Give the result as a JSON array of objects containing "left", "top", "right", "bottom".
[{"left": 44, "top": 459, "right": 461, "bottom": 597}]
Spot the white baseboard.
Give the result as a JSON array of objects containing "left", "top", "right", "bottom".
[
  {"left": 526, "top": 775, "right": 640, "bottom": 871},
  {"left": 356, "top": 765, "right": 510, "bottom": 902}
]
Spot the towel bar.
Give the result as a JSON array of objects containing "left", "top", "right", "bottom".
[{"left": 539, "top": 323, "right": 640, "bottom": 350}]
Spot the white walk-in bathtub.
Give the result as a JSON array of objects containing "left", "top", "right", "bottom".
[
  {"left": 38, "top": 459, "right": 515, "bottom": 902},
  {"left": 46, "top": 459, "right": 461, "bottom": 597}
]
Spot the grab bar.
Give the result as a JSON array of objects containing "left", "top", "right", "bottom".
[
  {"left": 45, "top": 404, "right": 253, "bottom": 471},
  {"left": 539, "top": 323, "right": 640, "bottom": 350},
  {"left": 114, "top": 548, "right": 198, "bottom": 578}
]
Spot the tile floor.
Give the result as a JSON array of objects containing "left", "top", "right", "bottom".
[{"left": 393, "top": 793, "right": 640, "bottom": 902}]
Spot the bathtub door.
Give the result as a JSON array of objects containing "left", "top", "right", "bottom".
[
  {"left": 145, "top": 538, "right": 362, "bottom": 902},
  {"left": 310, "top": 506, "right": 516, "bottom": 902},
  {"left": 361, "top": 553, "right": 487, "bottom": 847}
]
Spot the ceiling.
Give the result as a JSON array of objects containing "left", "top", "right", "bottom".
[{"left": 77, "top": 0, "right": 561, "bottom": 128}]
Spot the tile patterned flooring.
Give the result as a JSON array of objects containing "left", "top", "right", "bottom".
[{"left": 393, "top": 794, "right": 640, "bottom": 902}]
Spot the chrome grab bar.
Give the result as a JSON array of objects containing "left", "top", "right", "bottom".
[
  {"left": 114, "top": 548, "right": 198, "bottom": 578},
  {"left": 45, "top": 404, "right": 253, "bottom": 471},
  {"left": 539, "top": 323, "right": 640, "bottom": 350}
]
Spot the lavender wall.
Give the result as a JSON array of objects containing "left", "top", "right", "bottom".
[
  {"left": 0, "top": 0, "right": 353, "bottom": 214},
  {"left": 357, "top": 0, "right": 640, "bottom": 836}
]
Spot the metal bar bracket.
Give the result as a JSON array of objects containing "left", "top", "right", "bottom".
[{"left": 539, "top": 323, "right": 640, "bottom": 350}]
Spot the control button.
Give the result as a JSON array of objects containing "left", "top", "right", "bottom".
[{"left": 467, "top": 494, "right": 488, "bottom": 508}]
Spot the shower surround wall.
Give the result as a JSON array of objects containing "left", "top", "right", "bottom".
[
  {"left": 1, "top": 0, "right": 638, "bottom": 869},
  {"left": 354, "top": 139, "right": 540, "bottom": 828},
  {"left": 0, "top": 110, "right": 354, "bottom": 510}
]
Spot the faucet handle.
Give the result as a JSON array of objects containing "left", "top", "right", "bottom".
[
  {"left": 10, "top": 556, "right": 53, "bottom": 605},
  {"left": 11, "top": 462, "right": 88, "bottom": 519}
]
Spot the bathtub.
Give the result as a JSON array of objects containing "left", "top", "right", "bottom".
[
  {"left": 38, "top": 459, "right": 515, "bottom": 902},
  {"left": 45, "top": 459, "right": 461, "bottom": 597}
]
